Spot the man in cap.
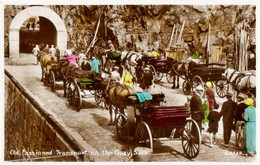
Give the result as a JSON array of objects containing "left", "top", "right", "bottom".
[
  {"left": 190, "top": 86, "right": 204, "bottom": 132},
  {"left": 243, "top": 98, "right": 256, "bottom": 156},
  {"left": 139, "top": 66, "right": 154, "bottom": 92},
  {"left": 220, "top": 93, "right": 237, "bottom": 147},
  {"left": 234, "top": 93, "right": 248, "bottom": 147}
]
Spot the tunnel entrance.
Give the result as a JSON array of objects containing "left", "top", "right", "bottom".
[{"left": 19, "top": 16, "right": 57, "bottom": 53}]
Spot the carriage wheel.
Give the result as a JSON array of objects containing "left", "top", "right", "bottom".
[
  {"left": 68, "top": 85, "right": 74, "bottom": 106},
  {"left": 166, "top": 70, "right": 173, "bottom": 83},
  {"left": 182, "top": 80, "right": 191, "bottom": 95},
  {"left": 215, "top": 80, "right": 228, "bottom": 98},
  {"left": 135, "top": 122, "right": 153, "bottom": 151},
  {"left": 192, "top": 76, "right": 204, "bottom": 94},
  {"left": 155, "top": 71, "right": 163, "bottom": 81},
  {"left": 181, "top": 119, "right": 201, "bottom": 158},
  {"left": 49, "top": 71, "right": 56, "bottom": 92},
  {"left": 74, "top": 85, "right": 82, "bottom": 111},
  {"left": 116, "top": 114, "right": 128, "bottom": 142},
  {"left": 235, "top": 122, "right": 244, "bottom": 149},
  {"left": 94, "top": 90, "right": 103, "bottom": 106}
]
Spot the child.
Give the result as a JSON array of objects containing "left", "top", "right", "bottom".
[
  {"left": 202, "top": 98, "right": 210, "bottom": 130},
  {"left": 207, "top": 109, "right": 221, "bottom": 147}
]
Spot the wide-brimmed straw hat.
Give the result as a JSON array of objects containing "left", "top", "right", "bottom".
[
  {"left": 244, "top": 98, "right": 254, "bottom": 106},
  {"left": 206, "top": 81, "right": 213, "bottom": 88}
]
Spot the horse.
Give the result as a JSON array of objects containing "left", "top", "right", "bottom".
[
  {"left": 169, "top": 58, "right": 190, "bottom": 89},
  {"left": 102, "top": 72, "right": 136, "bottom": 125},
  {"left": 223, "top": 68, "right": 256, "bottom": 97},
  {"left": 40, "top": 54, "right": 57, "bottom": 82}
]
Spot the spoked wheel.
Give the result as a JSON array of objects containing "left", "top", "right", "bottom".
[
  {"left": 68, "top": 85, "right": 74, "bottom": 106},
  {"left": 181, "top": 119, "right": 201, "bottom": 158},
  {"left": 135, "top": 122, "right": 153, "bottom": 151},
  {"left": 235, "top": 121, "right": 244, "bottom": 149},
  {"left": 94, "top": 90, "right": 103, "bottom": 106},
  {"left": 49, "top": 70, "right": 56, "bottom": 92},
  {"left": 215, "top": 80, "right": 228, "bottom": 98},
  {"left": 166, "top": 70, "right": 173, "bottom": 83},
  {"left": 116, "top": 114, "right": 128, "bottom": 142},
  {"left": 182, "top": 80, "right": 191, "bottom": 95},
  {"left": 192, "top": 76, "right": 204, "bottom": 94},
  {"left": 74, "top": 85, "right": 82, "bottom": 111},
  {"left": 155, "top": 71, "right": 163, "bottom": 81}
]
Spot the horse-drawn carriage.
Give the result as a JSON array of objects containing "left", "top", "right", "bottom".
[
  {"left": 40, "top": 54, "right": 64, "bottom": 91},
  {"left": 105, "top": 52, "right": 122, "bottom": 70},
  {"left": 60, "top": 63, "right": 104, "bottom": 111},
  {"left": 139, "top": 56, "right": 174, "bottom": 83},
  {"left": 116, "top": 93, "right": 201, "bottom": 159},
  {"left": 173, "top": 62, "right": 228, "bottom": 98}
]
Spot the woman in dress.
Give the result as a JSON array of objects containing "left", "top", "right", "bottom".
[{"left": 243, "top": 98, "right": 256, "bottom": 156}]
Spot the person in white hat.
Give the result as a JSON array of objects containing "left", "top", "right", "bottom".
[
  {"left": 139, "top": 66, "right": 154, "bottom": 92},
  {"left": 190, "top": 86, "right": 204, "bottom": 132}
]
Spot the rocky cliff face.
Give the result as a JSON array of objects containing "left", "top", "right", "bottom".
[{"left": 4, "top": 5, "right": 256, "bottom": 58}]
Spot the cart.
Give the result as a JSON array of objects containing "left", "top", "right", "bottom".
[
  {"left": 116, "top": 94, "right": 201, "bottom": 159},
  {"left": 174, "top": 63, "right": 228, "bottom": 98},
  {"left": 68, "top": 76, "right": 104, "bottom": 111},
  {"left": 140, "top": 56, "right": 173, "bottom": 83}
]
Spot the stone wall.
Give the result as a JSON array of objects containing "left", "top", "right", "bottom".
[
  {"left": 4, "top": 70, "right": 89, "bottom": 161},
  {"left": 4, "top": 5, "right": 256, "bottom": 59}
]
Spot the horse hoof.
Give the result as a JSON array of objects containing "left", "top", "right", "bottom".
[
  {"left": 108, "top": 122, "right": 114, "bottom": 126},
  {"left": 172, "top": 86, "right": 175, "bottom": 89}
]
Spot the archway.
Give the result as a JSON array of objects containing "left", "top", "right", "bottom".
[{"left": 9, "top": 6, "right": 67, "bottom": 59}]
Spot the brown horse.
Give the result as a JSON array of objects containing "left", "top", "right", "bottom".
[
  {"left": 103, "top": 73, "right": 136, "bottom": 125},
  {"left": 170, "top": 59, "right": 190, "bottom": 89},
  {"left": 40, "top": 54, "right": 57, "bottom": 82}
]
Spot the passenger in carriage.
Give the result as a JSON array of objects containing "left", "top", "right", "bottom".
[
  {"left": 151, "top": 48, "right": 161, "bottom": 59},
  {"left": 81, "top": 58, "right": 91, "bottom": 71},
  {"left": 102, "top": 40, "right": 116, "bottom": 69},
  {"left": 90, "top": 56, "right": 100, "bottom": 76},
  {"left": 78, "top": 50, "right": 86, "bottom": 67},
  {"left": 122, "top": 69, "right": 133, "bottom": 87},
  {"left": 65, "top": 51, "right": 78, "bottom": 66}
]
